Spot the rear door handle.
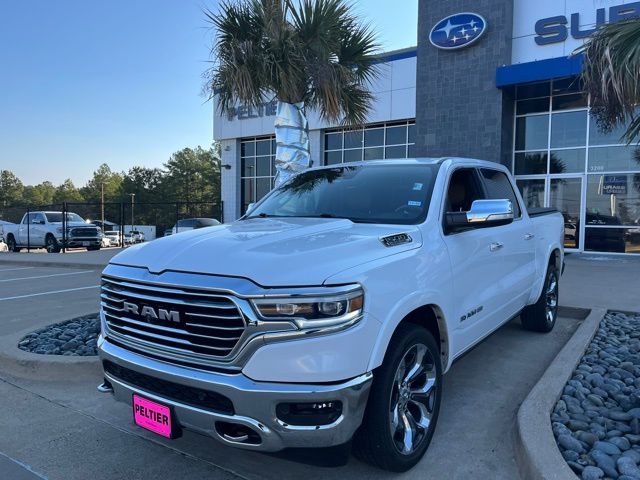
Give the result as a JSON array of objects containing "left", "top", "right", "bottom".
[
  {"left": 490, "top": 242, "right": 503, "bottom": 252},
  {"left": 524, "top": 233, "right": 535, "bottom": 240}
]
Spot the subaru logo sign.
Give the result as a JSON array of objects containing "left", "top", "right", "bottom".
[{"left": 429, "top": 13, "right": 487, "bottom": 50}]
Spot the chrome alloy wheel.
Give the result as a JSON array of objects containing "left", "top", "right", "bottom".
[
  {"left": 389, "top": 343, "right": 437, "bottom": 455},
  {"left": 545, "top": 270, "right": 558, "bottom": 324}
]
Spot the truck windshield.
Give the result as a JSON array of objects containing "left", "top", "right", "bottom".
[
  {"left": 245, "top": 164, "right": 439, "bottom": 225},
  {"left": 44, "top": 212, "right": 85, "bottom": 223}
]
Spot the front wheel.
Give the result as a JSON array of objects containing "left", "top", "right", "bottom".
[
  {"left": 45, "top": 234, "right": 60, "bottom": 253},
  {"left": 87, "top": 245, "right": 101, "bottom": 251},
  {"left": 353, "top": 324, "right": 442, "bottom": 472},
  {"left": 521, "top": 260, "right": 559, "bottom": 333}
]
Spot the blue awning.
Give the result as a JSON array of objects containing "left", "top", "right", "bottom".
[{"left": 496, "top": 54, "right": 584, "bottom": 88}]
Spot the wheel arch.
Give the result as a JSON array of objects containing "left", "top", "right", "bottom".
[
  {"left": 530, "top": 247, "right": 563, "bottom": 305},
  {"left": 369, "top": 303, "right": 450, "bottom": 374}
]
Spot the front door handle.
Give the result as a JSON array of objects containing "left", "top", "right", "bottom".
[
  {"left": 490, "top": 242, "right": 503, "bottom": 252},
  {"left": 524, "top": 233, "right": 535, "bottom": 240}
]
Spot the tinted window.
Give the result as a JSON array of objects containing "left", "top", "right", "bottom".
[
  {"left": 445, "top": 168, "right": 485, "bottom": 213},
  {"left": 44, "top": 212, "right": 84, "bottom": 223},
  {"left": 247, "top": 164, "right": 439, "bottom": 225},
  {"left": 480, "top": 169, "right": 522, "bottom": 218}
]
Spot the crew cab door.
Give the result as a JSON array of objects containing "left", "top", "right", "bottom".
[
  {"left": 478, "top": 168, "right": 536, "bottom": 317},
  {"left": 440, "top": 167, "right": 528, "bottom": 355},
  {"left": 30, "top": 213, "right": 47, "bottom": 245},
  {"left": 18, "top": 213, "right": 32, "bottom": 245}
]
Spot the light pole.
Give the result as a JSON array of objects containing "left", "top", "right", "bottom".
[
  {"left": 129, "top": 193, "right": 135, "bottom": 233},
  {"left": 101, "top": 182, "right": 105, "bottom": 229}
]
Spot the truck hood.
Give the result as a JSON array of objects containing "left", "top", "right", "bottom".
[{"left": 110, "top": 217, "right": 422, "bottom": 286}]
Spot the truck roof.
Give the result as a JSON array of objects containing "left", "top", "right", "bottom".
[{"left": 307, "top": 157, "right": 506, "bottom": 171}]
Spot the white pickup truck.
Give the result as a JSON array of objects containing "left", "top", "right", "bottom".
[
  {"left": 97, "top": 158, "right": 564, "bottom": 472},
  {"left": 4, "top": 211, "right": 103, "bottom": 253}
]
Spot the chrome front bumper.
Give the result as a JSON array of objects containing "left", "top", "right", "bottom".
[{"left": 98, "top": 336, "right": 372, "bottom": 452}]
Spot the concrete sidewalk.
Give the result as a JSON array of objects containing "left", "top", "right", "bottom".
[{"left": 560, "top": 253, "right": 640, "bottom": 312}]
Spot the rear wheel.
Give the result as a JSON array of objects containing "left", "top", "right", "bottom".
[
  {"left": 7, "top": 235, "right": 20, "bottom": 252},
  {"left": 354, "top": 324, "right": 442, "bottom": 472},
  {"left": 45, "top": 234, "right": 60, "bottom": 253},
  {"left": 521, "top": 260, "right": 559, "bottom": 333}
]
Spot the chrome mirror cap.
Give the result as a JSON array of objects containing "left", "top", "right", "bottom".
[{"left": 466, "top": 199, "right": 514, "bottom": 223}]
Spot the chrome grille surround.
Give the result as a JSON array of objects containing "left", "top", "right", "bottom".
[{"left": 101, "top": 276, "right": 254, "bottom": 369}]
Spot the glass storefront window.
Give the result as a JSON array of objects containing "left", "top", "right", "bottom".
[
  {"left": 550, "top": 149, "right": 586, "bottom": 174},
  {"left": 550, "top": 111, "right": 587, "bottom": 148},
  {"left": 344, "top": 130, "right": 363, "bottom": 149},
  {"left": 552, "top": 93, "right": 587, "bottom": 111},
  {"left": 586, "top": 173, "right": 640, "bottom": 226},
  {"left": 512, "top": 76, "right": 640, "bottom": 254},
  {"left": 324, "top": 120, "right": 415, "bottom": 164},
  {"left": 550, "top": 178, "right": 582, "bottom": 248},
  {"left": 514, "top": 152, "right": 547, "bottom": 175},
  {"left": 585, "top": 228, "right": 638, "bottom": 253},
  {"left": 325, "top": 132, "right": 342, "bottom": 150},
  {"left": 241, "top": 136, "right": 276, "bottom": 213},
  {"left": 344, "top": 149, "right": 363, "bottom": 162},
  {"left": 386, "top": 125, "right": 407, "bottom": 145},
  {"left": 516, "top": 179, "right": 545, "bottom": 210},
  {"left": 515, "top": 115, "right": 549, "bottom": 150},
  {"left": 364, "top": 128, "right": 384, "bottom": 147},
  {"left": 588, "top": 146, "right": 640, "bottom": 173},
  {"left": 516, "top": 98, "right": 549, "bottom": 115},
  {"left": 325, "top": 151, "right": 342, "bottom": 165}
]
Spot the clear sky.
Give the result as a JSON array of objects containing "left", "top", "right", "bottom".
[{"left": 0, "top": 0, "right": 418, "bottom": 186}]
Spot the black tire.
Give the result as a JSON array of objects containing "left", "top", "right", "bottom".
[
  {"left": 87, "top": 245, "right": 101, "bottom": 251},
  {"left": 521, "top": 260, "right": 559, "bottom": 333},
  {"left": 45, "top": 234, "right": 60, "bottom": 253},
  {"left": 7, "top": 235, "right": 20, "bottom": 252},
  {"left": 353, "top": 324, "right": 442, "bottom": 472}
]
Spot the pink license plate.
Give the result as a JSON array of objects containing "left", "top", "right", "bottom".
[{"left": 133, "top": 394, "right": 172, "bottom": 438}]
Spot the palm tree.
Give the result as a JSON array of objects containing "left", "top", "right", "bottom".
[
  {"left": 204, "top": 0, "right": 379, "bottom": 186},
  {"left": 580, "top": 19, "right": 640, "bottom": 144}
]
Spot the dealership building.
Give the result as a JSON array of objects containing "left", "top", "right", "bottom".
[{"left": 214, "top": 0, "right": 640, "bottom": 255}]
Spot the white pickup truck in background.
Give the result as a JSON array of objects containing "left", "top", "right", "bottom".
[
  {"left": 4, "top": 211, "right": 103, "bottom": 253},
  {"left": 97, "top": 158, "right": 564, "bottom": 472}
]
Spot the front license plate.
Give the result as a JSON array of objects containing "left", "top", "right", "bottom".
[
  {"left": 133, "top": 394, "right": 172, "bottom": 438},
  {"left": 82, "top": 241, "right": 90, "bottom": 246}
]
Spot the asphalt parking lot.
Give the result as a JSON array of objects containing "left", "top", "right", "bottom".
[{"left": 0, "top": 260, "right": 585, "bottom": 480}]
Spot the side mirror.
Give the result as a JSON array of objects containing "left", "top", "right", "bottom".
[
  {"left": 445, "top": 199, "right": 514, "bottom": 233},
  {"left": 246, "top": 203, "right": 256, "bottom": 213}
]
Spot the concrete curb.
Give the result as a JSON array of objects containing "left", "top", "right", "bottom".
[
  {"left": 0, "top": 257, "right": 108, "bottom": 271},
  {"left": 514, "top": 306, "right": 607, "bottom": 480},
  {"left": 0, "top": 327, "right": 101, "bottom": 381}
]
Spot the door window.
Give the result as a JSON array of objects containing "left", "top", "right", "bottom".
[
  {"left": 480, "top": 169, "right": 522, "bottom": 218},
  {"left": 444, "top": 168, "right": 485, "bottom": 213}
]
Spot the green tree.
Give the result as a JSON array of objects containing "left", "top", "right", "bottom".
[
  {"left": 162, "top": 145, "right": 221, "bottom": 207},
  {"left": 23, "top": 181, "right": 56, "bottom": 206},
  {"left": 80, "top": 163, "right": 123, "bottom": 202},
  {"left": 53, "top": 179, "right": 84, "bottom": 203},
  {"left": 0, "top": 170, "right": 24, "bottom": 207},
  {"left": 120, "top": 166, "right": 165, "bottom": 203},
  {"left": 581, "top": 19, "right": 640, "bottom": 143},
  {"left": 205, "top": 0, "right": 379, "bottom": 185}
]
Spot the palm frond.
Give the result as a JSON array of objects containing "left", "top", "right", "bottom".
[{"left": 580, "top": 19, "right": 640, "bottom": 144}]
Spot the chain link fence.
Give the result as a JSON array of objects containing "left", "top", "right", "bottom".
[{"left": 0, "top": 201, "right": 223, "bottom": 253}]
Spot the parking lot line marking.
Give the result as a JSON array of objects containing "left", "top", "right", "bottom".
[
  {"left": 0, "top": 285, "right": 99, "bottom": 301},
  {"left": 0, "top": 270, "right": 95, "bottom": 283},
  {"left": 0, "top": 267, "right": 35, "bottom": 272}
]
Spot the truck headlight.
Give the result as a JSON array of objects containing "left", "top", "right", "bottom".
[{"left": 252, "top": 289, "right": 364, "bottom": 330}]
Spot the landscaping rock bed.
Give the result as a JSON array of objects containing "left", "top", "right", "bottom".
[
  {"left": 553, "top": 311, "right": 640, "bottom": 479},
  {"left": 18, "top": 313, "right": 100, "bottom": 356}
]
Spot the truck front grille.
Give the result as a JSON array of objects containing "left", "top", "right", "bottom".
[
  {"left": 70, "top": 227, "right": 99, "bottom": 237},
  {"left": 101, "top": 276, "right": 247, "bottom": 361}
]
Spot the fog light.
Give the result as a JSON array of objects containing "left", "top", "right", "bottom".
[{"left": 276, "top": 401, "right": 343, "bottom": 426}]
